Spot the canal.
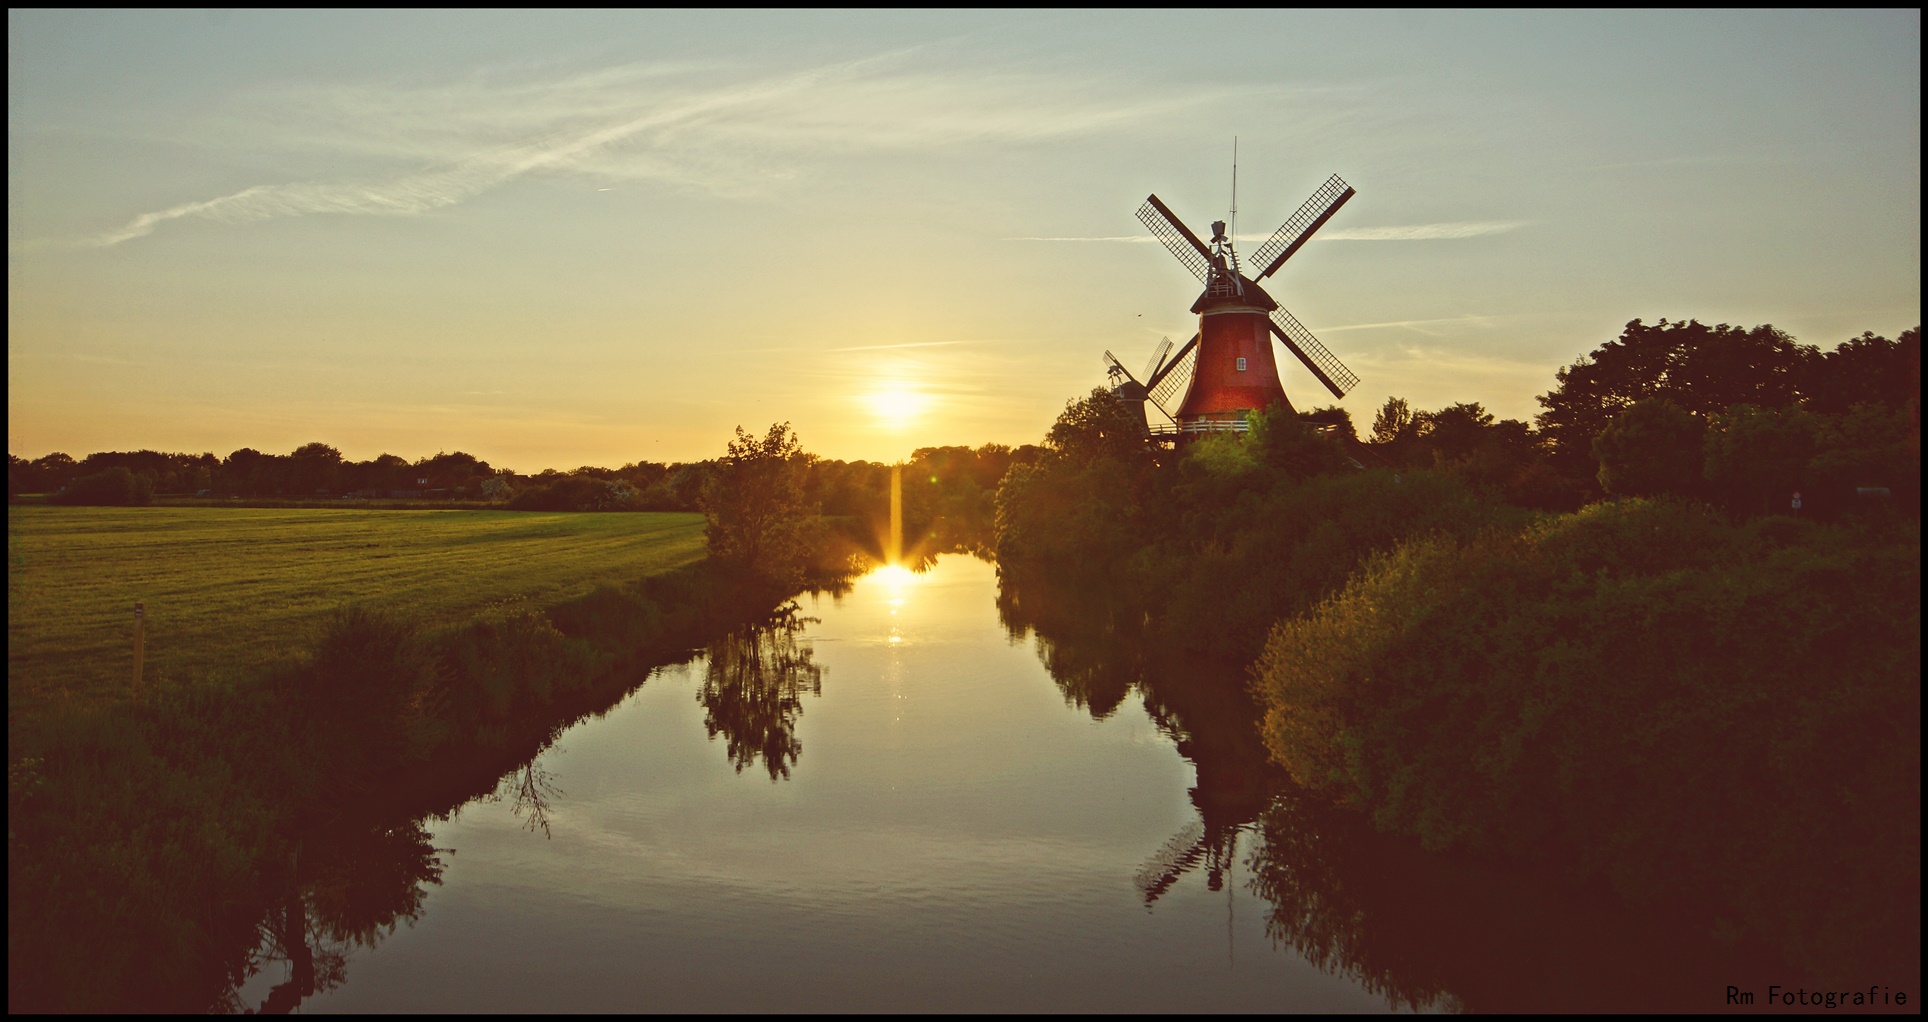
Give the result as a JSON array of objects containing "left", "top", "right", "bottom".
[{"left": 230, "top": 555, "right": 1755, "bottom": 1012}]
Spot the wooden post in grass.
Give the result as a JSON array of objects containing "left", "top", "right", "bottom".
[{"left": 132, "top": 602, "right": 146, "bottom": 703}]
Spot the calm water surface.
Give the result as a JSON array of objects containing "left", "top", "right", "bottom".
[
  {"left": 239, "top": 557, "right": 1377, "bottom": 1011},
  {"left": 234, "top": 555, "right": 1757, "bottom": 1013}
]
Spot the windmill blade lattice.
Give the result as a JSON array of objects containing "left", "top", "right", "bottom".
[
  {"left": 1268, "top": 307, "right": 1359, "bottom": 399},
  {"left": 1147, "top": 342, "right": 1196, "bottom": 418},
  {"left": 1136, "top": 195, "right": 1213, "bottom": 282},
  {"left": 1141, "top": 337, "right": 1175, "bottom": 382},
  {"left": 1132, "top": 820, "right": 1207, "bottom": 906},
  {"left": 1250, "top": 174, "right": 1355, "bottom": 281}
]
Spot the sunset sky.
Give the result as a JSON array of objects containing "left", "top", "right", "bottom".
[{"left": 9, "top": 10, "right": 1920, "bottom": 469}]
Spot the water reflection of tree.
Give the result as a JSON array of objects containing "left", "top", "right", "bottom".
[
  {"left": 1245, "top": 789, "right": 1772, "bottom": 1012},
  {"left": 998, "top": 563, "right": 1766, "bottom": 1011},
  {"left": 697, "top": 602, "right": 824, "bottom": 781},
  {"left": 218, "top": 820, "right": 447, "bottom": 1013},
  {"left": 486, "top": 760, "right": 564, "bottom": 838},
  {"left": 997, "top": 565, "right": 1147, "bottom": 719},
  {"left": 1001, "top": 565, "right": 1278, "bottom": 905}
]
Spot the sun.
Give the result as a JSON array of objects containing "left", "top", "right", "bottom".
[{"left": 865, "top": 384, "right": 929, "bottom": 429}]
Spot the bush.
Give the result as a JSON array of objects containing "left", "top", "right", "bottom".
[
  {"left": 53, "top": 467, "right": 153, "bottom": 506},
  {"left": 1592, "top": 398, "right": 1703, "bottom": 498},
  {"left": 1252, "top": 500, "right": 1921, "bottom": 975},
  {"left": 505, "top": 475, "right": 639, "bottom": 511}
]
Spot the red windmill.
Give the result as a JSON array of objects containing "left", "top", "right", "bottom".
[{"left": 1105, "top": 175, "right": 1361, "bottom": 437}]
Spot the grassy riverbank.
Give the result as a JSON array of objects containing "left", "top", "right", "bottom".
[
  {"left": 5, "top": 506, "right": 786, "bottom": 1012},
  {"left": 7, "top": 506, "right": 705, "bottom": 719}
]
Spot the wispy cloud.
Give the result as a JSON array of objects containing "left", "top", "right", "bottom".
[
  {"left": 1010, "top": 221, "right": 1529, "bottom": 245},
  {"left": 1005, "top": 235, "right": 1158, "bottom": 243},
  {"left": 1315, "top": 314, "right": 1501, "bottom": 335},
  {"left": 78, "top": 53, "right": 1261, "bottom": 248},
  {"left": 1317, "top": 221, "right": 1529, "bottom": 241}
]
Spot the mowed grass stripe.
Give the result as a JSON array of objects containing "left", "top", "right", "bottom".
[{"left": 8, "top": 506, "right": 707, "bottom": 714}]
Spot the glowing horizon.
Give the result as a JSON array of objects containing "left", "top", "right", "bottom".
[{"left": 8, "top": 11, "right": 1919, "bottom": 468}]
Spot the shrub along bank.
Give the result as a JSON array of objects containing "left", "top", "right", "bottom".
[
  {"left": 1250, "top": 500, "right": 1920, "bottom": 978},
  {"left": 7, "top": 560, "right": 802, "bottom": 1013},
  {"left": 994, "top": 380, "right": 1920, "bottom": 981}
]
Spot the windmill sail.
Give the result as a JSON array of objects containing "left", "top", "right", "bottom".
[
  {"left": 1136, "top": 195, "right": 1213, "bottom": 282},
  {"left": 1147, "top": 342, "right": 1196, "bottom": 419},
  {"left": 1146, "top": 332, "right": 1199, "bottom": 390},
  {"left": 1133, "top": 820, "right": 1207, "bottom": 906},
  {"left": 1268, "top": 307, "right": 1359, "bottom": 399},
  {"left": 1141, "top": 337, "right": 1175, "bottom": 382},
  {"left": 1250, "top": 175, "right": 1355, "bottom": 281}
]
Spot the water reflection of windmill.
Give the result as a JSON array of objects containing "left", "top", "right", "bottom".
[
  {"left": 1106, "top": 175, "right": 1362, "bottom": 438},
  {"left": 1133, "top": 818, "right": 1248, "bottom": 905}
]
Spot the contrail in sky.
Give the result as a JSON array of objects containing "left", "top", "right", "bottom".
[
  {"left": 1009, "top": 222, "right": 1529, "bottom": 244},
  {"left": 81, "top": 52, "right": 1252, "bottom": 248}
]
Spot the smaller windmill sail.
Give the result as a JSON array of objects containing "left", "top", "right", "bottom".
[
  {"left": 1136, "top": 195, "right": 1213, "bottom": 282},
  {"left": 1102, "top": 349, "right": 1134, "bottom": 389},
  {"left": 1269, "top": 307, "right": 1360, "bottom": 399},
  {"left": 1145, "top": 334, "right": 1198, "bottom": 420},
  {"left": 1141, "top": 337, "right": 1175, "bottom": 382},
  {"left": 1250, "top": 174, "right": 1355, "bottom": 281},
  {"left": 1133, "top": 820, "right": 1207, "bottom": 906}
]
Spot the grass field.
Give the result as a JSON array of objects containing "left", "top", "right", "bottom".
[{"left": 7, "top": 506, "right": 707, "bottom": 716}]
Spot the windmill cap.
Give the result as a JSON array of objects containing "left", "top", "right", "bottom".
[{"left": 1191, "top": 274, "right": 1279, "bottom": 314}]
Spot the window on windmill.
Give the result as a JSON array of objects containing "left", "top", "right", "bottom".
[{"left": 1236, "top": 357, "right": 1248, "bottom": 372}]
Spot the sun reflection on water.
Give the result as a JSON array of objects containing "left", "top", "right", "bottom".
[{"left": 871, "top": 563, "right": 920, "bottom": 646}]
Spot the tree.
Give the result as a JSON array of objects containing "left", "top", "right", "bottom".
[
  {"left": 700, "top": 423, "right": 819, "bottom": 580},
  {"left": 289, "top": 442, "right": 343, "bottom": 495},
  {"left": 1537, "top": 319, "right": 1814, "bottom": 473},
  {"left": 52, "top": 466, "right": 153, "bottom": 506},
  {"left": 1703, "top": 404, "right": 1818, "bottom": 515},
  {"left": 1419, "top": 403, "right": 1497, "bottom": 463},
  {"left": 1592, "top": 398, "right": 1704, "bottom": 498},
  {"left": 1248, "top": 404, "right": 1352, "bottom": 478},
  {"left": 1369, "top": 397, "right": 1417, "bottom": 446},
  {"left": 1301, "top": 404, "right": 1358, "bottom": 441},
  {"left": 1046, "top": 387, "right": 1146, "bottom": 464},
  {"left": 1803, "top": 328, "right": 1921, "bottom": 415}
]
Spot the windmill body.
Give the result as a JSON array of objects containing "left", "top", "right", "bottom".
[
  {"left": 1176, "top": 272, "right": 1290, "bottom": 425},
  {"left": 1109, "top": 175, "right": 1362, "bottom": 439}
]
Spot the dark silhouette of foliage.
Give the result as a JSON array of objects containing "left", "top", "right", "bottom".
[
  {"left": 1370, "top": 397, "right": 1418, "bottom": 446},
  {"left": 1592, "top": 397, "right": 1704, "bottom": 497},
  {"left": 1249, "top": 404, "right": 1354, "bottom": 478},
  {"left": 52, "top": 466, "right": 153, "bottom": 506},
  {"left": 1802, "top": 327, "right": 1921, "bottom": 415},
  {"left": 1536, "top": 319, "right": 1810, "bottom": 475},
  {"left": 1252, "top": 500, "right": 1920, "bottom": 978},
  {"left": 1046, "top": 387, "right": 1147, "bottom": 464},
  {"left": 1702, "top": 404, "right": 1819, "bottom": 515},
  {"left": 700, "top": 423, "right": 819, "bottom": 582},
  {"left": 696, "top": 603, "right": 824, "bottom": 781},
  {"left": 1301, "top": 404, "right": 1359, "bottom": 441},
  {"left": 505, "top": 474, "right": 640, "bottom": 512}
]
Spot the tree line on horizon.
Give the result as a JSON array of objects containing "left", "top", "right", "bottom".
[
  {"left": 9, "top": 319, "right": 1917, "bottom": 521},
  {"left": 6, "top": 433, "right": 1042, "bottom": 534},
  {"left": 1268, "top": 320, "right": 1916, "bottom": 517}
]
